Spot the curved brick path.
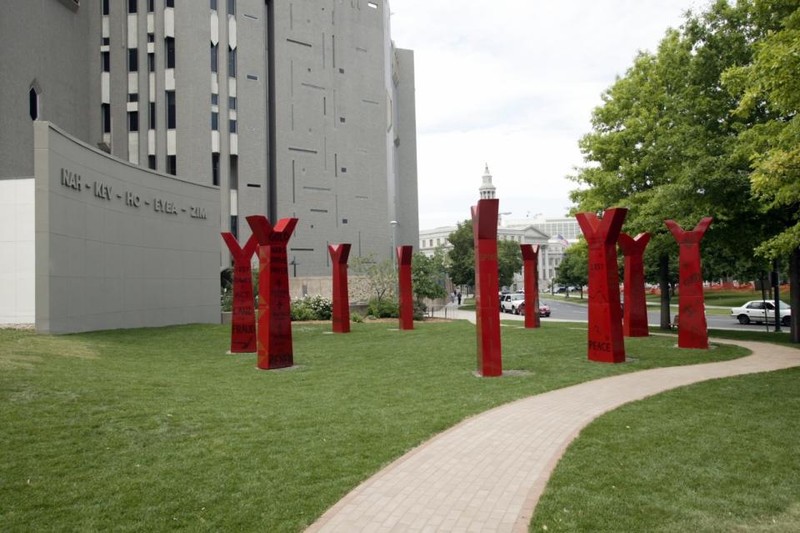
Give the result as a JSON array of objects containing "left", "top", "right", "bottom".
[{"left": 307, "top": 340, "right": 800, "bottom": 532}]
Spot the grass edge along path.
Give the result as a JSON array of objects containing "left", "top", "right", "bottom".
[{"left": 0, "top": 321, "right": 759, "bottom": 531}]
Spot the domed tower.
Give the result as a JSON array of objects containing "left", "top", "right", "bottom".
[{"left": 479, "top": 163, "right": 496, "bottom": 199}]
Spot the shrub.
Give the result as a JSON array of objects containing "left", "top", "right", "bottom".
[
  {"left": 367, "top": 298, "right": 398, "bottom": 318},
  {"left": 291, "top": 295, "right": 333, "bottom": 321}
]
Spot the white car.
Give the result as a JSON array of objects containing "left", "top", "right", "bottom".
[
  {"left": 500, "top": 293, "right": 526, "bottom": 314},
  {"left": 730, "top": 300, "right": 791, "bottom": 326}
]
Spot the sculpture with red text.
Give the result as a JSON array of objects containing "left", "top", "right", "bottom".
[
  {"left": 520, "top": 244, "right": 541, "bottom": 329},
  {"left": 246, "top": 215, "right": 298, "bottom": 369},
  {"left": 665, "top": 217, "right": 713, "bottom": 349},
  {"left": 397, "top": 245, "right": 414, "bottom": 330},
  {"left": 328, "top": 243, "right": 352, "bottom": 334},
  {"left": 221, "top": 232, "right": 258, "bottom": 352},
  {"left": 576, "top": 208, "right": 627, "bottom": 363},
  {"left": 618, "top": 232, "right": 651, "bottom": 337},
  {"left": 472, "top": 199, "right": 502, "bottom": 376}
]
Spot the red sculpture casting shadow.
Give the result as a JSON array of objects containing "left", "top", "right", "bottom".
[
  {"left": 472, "top": 199, "right": 502, "bottom": 376},
  {"left": 221, "top": 232, "right": 258, "bottom": 352},
  {"left": 618, "top": 232, "right": 651, "bottom": 337},
  {"left": 576, "top": 208, "right": 627, "bottom": 363},
  {"left": 397, "top": 245, "right": 414, "bottom": 330},
  {"left": 520, "top": 244, "right": 541, "bottom": 329},
  {"left": 665, "top": 217, "right": 713, "bottom": 349},
  {"left": 246, "top": 215, "right": 298, "bottom": 369},
  {"left": 328, "top": 243, "right": 352, "bottom": 334}
]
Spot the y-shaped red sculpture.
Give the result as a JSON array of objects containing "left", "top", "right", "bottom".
[
  {"left": 665, "top": 217, "right": 713, "bottom": 349},
  {"left": 328, "top": 244, "right": 352, "bottom": 334},
  {"left": 472, "top": 199, "right": 502, "bottom": 376},
  {"left": 520, "top": 244, "right": 541, "bottom": 329},
  {"left": 221, "top": 232, "right": 258, "bottom": 352},
  {"left": 397, "top": 245, "right": 414, "bottom": 330},
  {"left": 576, "top": 208, "right": 628, "bottom": 363},
  {"left": 618, "top": 232, "right": 651, "bottom": 337},
  {"left": 246, "top": 215, "right": 298, "bottom": 369}
]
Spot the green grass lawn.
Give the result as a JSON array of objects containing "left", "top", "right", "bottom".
[{"left": 0, "top": 321, "right": 767, "bottom": 531}]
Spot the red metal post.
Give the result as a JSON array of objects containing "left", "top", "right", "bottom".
[
  {"left": 576, "top": 208, "right": 628, "bottom": 363},
  {"left": 618, "top": 232, "right": 651, "bottom": 337},
  {"left": 472, "top": 199, "right": 502, "bottom": 376},
  {"left": 397, "top": 245, "right": 414, "bottom": 330},
  {"left": 665, "top": 217, "right": 713, "bottom": 349},
  {"left": 221, "top": 232, "right": 258, "bottom": 352},
  {"left": 246, "top": 215, "right": 299, "bottom": 369},
  {"left": 328, "top": 243, "right": 352, "bottom": 334},
  {"left": 520, "top": 244, "right": 541, "bottom": 329}
]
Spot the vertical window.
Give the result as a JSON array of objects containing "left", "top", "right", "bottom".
[
  {"left": 29, "top": 88, "right": 39, "bottom": 120},
  {"left": 229, "top": 155, "right": 238, "bottom": 188},
  {"left": 147, "top": 0, "right": 154, "bottom": 12},
  {"left": 148, "top": 52, "right": 155, "bottom": 72},
  {"left": 128, "top": 48, "right": 138, "bottom": 72},
  {"left": 212, "top": 153, "right": 220, "bottom": 186},
  {"left": 227, "top": 0, "right": 235, "bottom": 15},
  {"left": 228, "top": 47, "right": 236, "bottom": 77},
  {"left": 149, "top": 102, "right": 156, "bottom": 129},
  {"left": 166, "top": 0, "right": 174, "bottom": 7},
  {"left": 210, "top": 43, "right": 218, "bottom": 73},
  {"left": 101, "top": 51, "right": 110, "bottom": 72},
  {"left": 211, "top": 111, "right": 219, "bottom": 131},
  {"left": 165, "top": 38, "right": 175, "bottom": 69},
  {"left": 228, "top": 97, "right": 236, "bottom": 110},
  {"left": 210, "top": 0, "right": 218, "bottom": 10},
  {"left": 102, "top": 36, "right": 110, "bottom": 45},
  {"left": 147, "top": 33, "right": 155, "bottom": 43},
  {"left": 148, "top": 155, "right": 156, "bottom": 170},
  {"left": 101, "top": 103, "right": 111, "bottom": 133},
  {"left": 102, "top": 0, "right": 110, "bottom": 15},
  {"left": 230, "top": 215, "right": 238, "bottom": 239},
  {"left": 166, "top": 90, "right": 176, "bottom": 128},
  {"left": 229, "top": 119, "right": 237, "bottom": 133},
  {"left": 128, "top": 0, "right": 137, "bottom": 14},
  {"left": 128, "top": 111, "right": 139, "bottom": 132},
  {"left": 211, "top": 93, "right": 219, "bottom": 105},
  {"left": 166, "top": 155, "right": 176, "bottom": 175}
]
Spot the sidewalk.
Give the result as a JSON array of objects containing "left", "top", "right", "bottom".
[{"left": 307, "top": 336, "right": 800, "bottom": 532}]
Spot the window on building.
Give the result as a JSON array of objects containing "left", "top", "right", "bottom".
[
  {"left": 210, "top": 43, "right": 218, "bottom": 73},
  {"left": 166, "top": 90, "right": 176, "bottom": 128},
  {"left": 227, "top": 0, "right": 235, "bottom": 16},
  {"left": 148, "top": 52, "right": 155, "bottom": 72},
  {"left": 211, "top": 111, "right": 219, "bottom": 131},
  {"left": 101, "top": 51, "right": 110, "bottom": 72},
  {"left": 166, "top": 0, "right": 174, "bottom": 7},
  {"left": 148, "top": 155, "right": 156, "bottom": 169},
  {"left": 128, "top": 0, "right": 137, "bottom": 14},
  {"left": 29, "top": 87, "right": 39, "bottom": 120},
  {"left": 147, "top": 0, "right": 154, "bottom": 12},
  {"left": 147, "top": 33, "right": 154, "bottom": 43},
  {"left": 128, "top": 93, "right": 139, "bottom": 102},
  {"left": 210, "top": 0, "right": 218, "bottom": 10},
  {"left": 102, "top": 36, "right": 110, "bottom": 45},
  {"left": 212, "top": 153, "right": 220, "bottom": 186},
  {"left": 228, "top": 47, "right": 236, "bottom": 77},
  {"left": 211, "top": 93, "right": 219, "bottom": 105},
  {"left": 230, "top": 215, "right": 238, "bottom": 239},
  {"left": 166, "top": 155, "right": 176, "bottom": 175},
  {"left": 102, "top": 0, "right": 109, "bottom": 15},
  {"left": 128, "top": 48, "right": 138, "bottom": 72},
  {"left": 128, "top": 111, "right": 139, "bottom": 132},
  {"left": 165, "top": 37, "right": 175, "bottom": 69},
  {"left": 149, "top": 102, "right": 156, "bottom": 129},
  {"left": 229, "top": 155, "right": 238, "bottom": 188},
  {"left": 101, "top": 103, "right": 111, "bottom": 133},
  {"left": 228, "top": 96, "right": 236, "bottom": 110},
  {"left": 229, "top": 119, "right": 237, "bottom": 133}
]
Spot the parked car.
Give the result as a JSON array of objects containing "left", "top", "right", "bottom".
[
  {"left": 730, "top": 300, "right": 791, "bottom": 326},
  {"left": 500, "top": 293, "right": 526, "bottom": 314},
  {"left": 515, "top": 301, "right": 551, "bottom": 317}
]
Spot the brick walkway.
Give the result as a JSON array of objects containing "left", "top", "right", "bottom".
[{"left": 306, "top": 339, "right": 800, "bottom": 532}]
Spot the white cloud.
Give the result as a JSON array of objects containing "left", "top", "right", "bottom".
[{"left": 390, "top": 0, "right": 705, "bottom": 229}]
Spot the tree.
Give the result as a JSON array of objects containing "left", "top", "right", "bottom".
[
  {"left": 350, "top": 255, "right": 396, "bottom": 303},
  {"left": 446, "top": 221, "right": 475, "bottom": 288},
  {"left": 555, "top": 241, "right": 589, "bottom": 298},
  {"left": 412, "top": 251, "right": 447, "bottom": 302},
  {"left": 497, "top": 240, "right": 522, "bottom": 289}
]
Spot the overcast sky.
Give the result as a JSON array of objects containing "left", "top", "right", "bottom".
[{"left": 389, "top": 0, "right": 707, "bottom": 230}]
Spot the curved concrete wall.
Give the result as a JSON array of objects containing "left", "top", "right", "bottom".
[{"left": 34, "top": 122, "right": 221, "bottom": 333}]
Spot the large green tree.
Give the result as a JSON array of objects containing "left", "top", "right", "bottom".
[
  {"left": 555, "top": 241, "right": 589, "bottom": 298},
  {"left": 446, "top": 221, "right": 523, "bottom": 289},
  {"left": 411, "top": 250, "right": 448, "bottom": 302}
]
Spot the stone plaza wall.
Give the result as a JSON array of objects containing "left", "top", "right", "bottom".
[{"left": 33, "top": 122, "right": 221, "bottom": 333}]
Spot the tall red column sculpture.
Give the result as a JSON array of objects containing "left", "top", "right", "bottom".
[
  {"left": 576, "top": 208, "right": 628, "bottom": 363},
  {"left": 328, "top": 243, "right": 352, "bottom": 334},
  {"left": 520, "top": 244, "right": 541, "bottom": 329},
  {"left": 665, "top": 217, "right": 713, "bottom": 349},
  {"left": 246, "top": 215, "right": 299, "bottom": 370},
  {"left": 221, "top": 232, "right": 258, "bottom": 352},
  {"left": 397, "top": 245, "right": 414, "bottom": 330},
  {"left": 618, "top": 232, "right": 651, "bottom": 337},
  {"left": 472, "top": 199, "right": 502, "bottom": 377}
]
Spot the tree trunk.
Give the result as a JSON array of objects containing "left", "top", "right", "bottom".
[
  {"left": 659, "top": 253, "right": 671, "bottom": 330},
  {"left": 791, "top": 247, "right": 800, "bottom": 343}
]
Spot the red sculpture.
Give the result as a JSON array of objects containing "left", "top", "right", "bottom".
[
  {"left": 576, "top": 208, "right": 628, "bottom": 363},
  {"left": 221, "top": 232, "right": 258, "bottom": 352},
  {"left": 246, "top": 215, "right": 299, "bottom": 369},
  {"left": 328, "top": 243, "right": 352, "bottom": 334},
  {"left": 665, "top": 217, "right": 713, "bottom": 349},
  {"left": 472, "top": 199, "right": 502, "bottom": 377},
  {"left": 520, "top": 244, "right": 541, "bottom": 329},
  {"left": 618, "top": 232, "right": 651, "bottom": 337},
  {"left": 397, "top": 245, "right": 414, "bottom": 330}
]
